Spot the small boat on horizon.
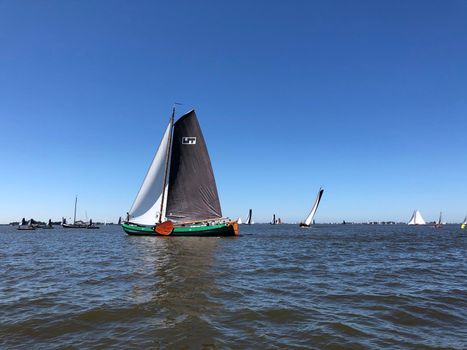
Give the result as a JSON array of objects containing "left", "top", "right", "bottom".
[
  {"left": 17, "top": 218, "right": 35, "bottom": 231},
  {"left": 122, "top": 109, "right": 238, "bottom": 236},
  {"left": 269, "top": 214, "right": 282, "bottom": 224},
  {"left": 408, "top": 210, "right": 426, "bottom": 225},
  {"left": 62, "top": 197, "right": 99, "bottom": 229},
  {"left": 461, "top": 216, "right": 466, "bottom": 230},
  {"left": 86, "top": 219, "right": 99, "bottom": 229},
  {"left": 433, "top": 212, "right": 443, "bottom": 229},
  {"left": 270, "top": 214, "right": 276, "bottom": 225},
  {"left": 299, "top": 188, "right": 324, "bottom": 228},
  {"left": 244, "top": 209, "right": 253, "bottom": 225},
  {"left": 40, "top": 219, "right": 54, "bottom": 229}
]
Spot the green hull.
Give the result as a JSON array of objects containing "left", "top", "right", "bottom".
[{"left": 121, "top": 222, "right": 237, "bottom": 237}]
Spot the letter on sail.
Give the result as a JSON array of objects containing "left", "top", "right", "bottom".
[{"left": 128, "top": 122, "right": 172, "bottom": 225}]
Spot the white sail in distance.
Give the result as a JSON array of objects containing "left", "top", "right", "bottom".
[
  {"left": 237, "top": 217, "right": 243, "bottom": 224},
  {"left": 408, "top": 210, "right": 426, "bottom": 225},
  {"left": 304, "top": 188, "right": 324, "bottom": 226},
  {"left": 128, "top": 121, "right": 172, "bottom": 225}
]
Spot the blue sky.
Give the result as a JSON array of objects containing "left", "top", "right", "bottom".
[{"left": 1, "top": 0, "right": 466, "bottom": 223}]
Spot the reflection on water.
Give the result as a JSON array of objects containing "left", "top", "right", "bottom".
[
  {"left": 0, "top": 224, "right": 466, "bottom": 349},
  {"left": 145, "top": 237, "right": 223, "bottom": 348}
]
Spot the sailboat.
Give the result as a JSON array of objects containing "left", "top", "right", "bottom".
[
  {"left": 86, "top": 219, "right": 100, "bottom": 229},
  {"left": 63, "top": 196, "right": 97, "bottom": 228},
  {"left": 433, "top": 212, "right": 443, "bottom": 228},
  {"left": 461, "top": 216, "right": 466, "bottom": 230},
  {"left": 299, "top": 188, "right": 324, "bottom": 228},
  {"left": 237, "top": 217, "right": 243, "bottom": 224},
  {"left": 408, "top": 210, "right": 426, "bottom": 225},
  {"left": 17, "top": 218, "right": 36, "bottom": 231},
  {"left": 270, "top": 214, "right": 276, "bottom": 225},
  {"left": 121, "top": 109, "right": 238, "bottom": 236},
  {"left": 41, "top": 219, "right": 54, "bottom": 229},
  {"left": 245, "top": 209, "right": 253, "bottom": 225}
]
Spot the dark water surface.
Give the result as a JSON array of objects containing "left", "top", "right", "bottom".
[{"left": 1, "top": 224, "right": 466, "bottom": 349}]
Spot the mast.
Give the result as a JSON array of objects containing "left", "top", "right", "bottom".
[
  {"left": 158, "top": 108, "right": 175, "bottom": 223},
  {"left": 73, "top": 196, "right": 77, "bottom": 224}
]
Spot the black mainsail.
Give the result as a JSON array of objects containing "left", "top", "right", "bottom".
[
  {"left": 165, "top": 110, "right": 222, "bottom": 222},
  {"left": 245, "top": 209, "right": 252, "bottom": 225},
  {"left": 303, "top": 188, "right": 324, "bottom": 226}
]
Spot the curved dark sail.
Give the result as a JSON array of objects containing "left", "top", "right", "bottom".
[
  {"left": 165, "top": 110, "right": 222, "bottom": 222},
  {"left": 245, "top": 209, "right": 252, "bottom": 225},
  {"left": 303, "top": 188, "right": 324, "bottom": 226}
]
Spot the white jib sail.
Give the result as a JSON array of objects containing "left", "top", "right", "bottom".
[
  {"left": 304, "top": 189, "right": 324, "bottom": 226},
  {"left": 408, "top": 210, "right": 426, "bottom": 225},
  {"left": 128, "top": 122, "right": 172, "bottom": 225},
  {"left": 237, "top": 217, "right": 243, "bottom": 224}
]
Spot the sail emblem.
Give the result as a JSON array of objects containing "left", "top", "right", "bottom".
[{"left": 182, "top": 137, "right": 196, "bottom": 145}]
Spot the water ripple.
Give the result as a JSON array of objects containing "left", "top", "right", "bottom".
[{"left": 0, "top": 224, "right": 466, "bottom": 349}]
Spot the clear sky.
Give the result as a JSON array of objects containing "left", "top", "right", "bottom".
[{"left": 1, "top": 0, "right": 466, "bottom": 224}]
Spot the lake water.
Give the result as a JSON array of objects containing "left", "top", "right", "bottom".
[{"left": 1, "top": 224, "right": 466, "bottom": 349}]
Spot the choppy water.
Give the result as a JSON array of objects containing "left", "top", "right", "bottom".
[{"left": 1, "top": 224, "right": 466, "bottom": 349}]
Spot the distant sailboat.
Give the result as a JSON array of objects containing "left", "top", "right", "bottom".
[
  {"left": 41, "top": 219, "right": 54, "bottom": 229},
  {"left": 245, "top": 209, "right": 253, "bottom": 225},
  {"left": 270, "top": 214, "right": 276, "bottom": 225},
  {"left": 408, "top": 210, "right": 426, "bottom": 225},
  {"left": 118, "top": 216, "right": 122, "bottom": 225},
  {"left": 86, "top": 218, "right": 100, "bottom": 229},
  {"left": 63, "top": 196, "right": 98, "bottom": 229},
  {"left": 121, "top": 109, "right": 238, "bottom": 236},
  {"left": 433, "top": 212, "right": 443, "bottom": 228},
  {"left": 237, "top": 217, "right": 243, "bottom": 224},
  {"left": 461, "top": 216, "right": 466, "bottom": 230},
  {"left": 299, "top": 188, "right": 324, "bottom": 228},
  {"left": 17, "top": 218, "right": 35, "bottom": 231}
]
